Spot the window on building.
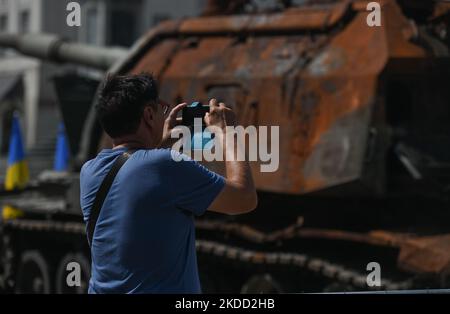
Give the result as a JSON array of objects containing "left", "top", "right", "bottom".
[
  {"left": 19, "top": 10, "right": 30, "bottom": 33},
  {"left": 0, "top": 14, "right": 8, "bottom": 32},
  {"left": 0, "top": 14, "right": 7, "bottom": 56},
  {"left": 86, "top": 7, "right": 99, "bottom": 44},
  {"left": 109, "top": 10, "right": 136, "bottom": 47}
]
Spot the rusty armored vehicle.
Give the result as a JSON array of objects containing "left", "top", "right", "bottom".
[{"left": 1, "top": 0, "right": 450, "bottom": 293}]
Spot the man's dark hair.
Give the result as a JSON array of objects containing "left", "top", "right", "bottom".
[{"left": 96, "top": 73, "right": 159, "bottom": 138}]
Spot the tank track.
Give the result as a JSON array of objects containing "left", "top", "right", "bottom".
[
  {"left": 2, "top": 219, "right": 85, "bottom": 235},
  {"left": 195, "top": 239, "right": 414, "bottom": 291},
  {"left": 0, "top": 218, "right": 416, "bottom": 292}
]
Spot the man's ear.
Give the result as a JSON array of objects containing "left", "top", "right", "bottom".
[{"left": 143, "top": 106, "right": 155, "bottom": 127}]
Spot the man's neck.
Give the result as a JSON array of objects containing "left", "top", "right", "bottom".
[{"left": 113, "top": 139, "right": 150, "bottom": 150}]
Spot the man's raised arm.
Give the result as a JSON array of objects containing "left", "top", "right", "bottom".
[{"left": 205, "top": 99, "right": 258, "bottom": 215}]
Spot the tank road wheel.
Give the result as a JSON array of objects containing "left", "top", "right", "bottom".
[
  {"left": 240, "top": 274, "right": 283, "bottom": 294},
  {"left": 55, "top": 253, "right": 90, "bottom": 294},
  {"left": 15, "top": 251, "right": 51, "bottom": 294}
]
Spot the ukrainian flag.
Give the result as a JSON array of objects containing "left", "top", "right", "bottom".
[
  {"left": 4, "top": 112, "right": 29, "bottom": 191},
  {"left": 54, "top": 122, "right": 69, "bottom": 172}
]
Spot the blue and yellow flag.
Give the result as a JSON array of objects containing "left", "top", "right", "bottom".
[
  {"left": 54, "top": 122, "right": 70, "bottom": 172},
  {"left": 4, "top": 112, "right": 29, "bottom": 191}
]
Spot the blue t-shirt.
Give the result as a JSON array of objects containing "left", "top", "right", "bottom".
[{"left": 79, "top": 148, "right": 225, "bottom": 294}]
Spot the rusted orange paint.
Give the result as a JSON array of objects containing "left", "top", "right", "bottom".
[{"left": 121, "top": 0, "right": 428, "bottom": 195}]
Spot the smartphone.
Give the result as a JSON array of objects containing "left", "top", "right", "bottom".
[{"left": 181, "top": 102, "right": 210, "bottom": 127}]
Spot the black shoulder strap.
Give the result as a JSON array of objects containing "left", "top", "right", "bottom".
[{"left": 87, "top": 152, "right": 131, "bottom": 247}]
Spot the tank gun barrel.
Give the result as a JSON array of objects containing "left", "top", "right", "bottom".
[{"left": 0, "top": 33, "right": 128, "bottom": 70}]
